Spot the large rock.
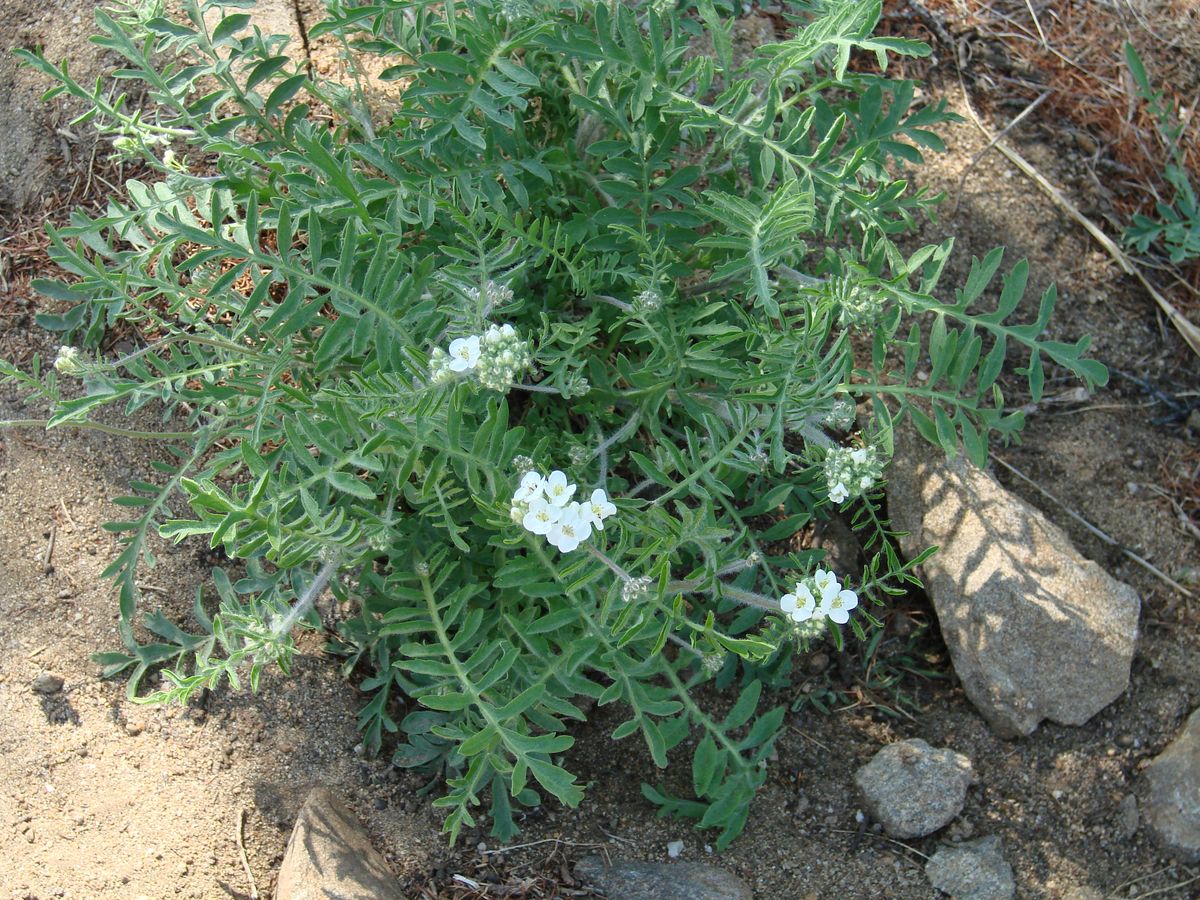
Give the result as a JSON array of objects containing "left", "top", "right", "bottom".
[
  {"left": 1142, "top": 708, "right": 1200, "bottom": 862},
  {"left": 886, "top": 429, "right": 1140, "bottom": 737},
  {"left": 275, "top": 787, "right": 403, "bottom": 900},
  {"left": 925, "top": 835, "right": 1015, "bottom": 900},
  {"left": 574, "top": 855, "right": 752, "bottom": 900},
  {"left": 855, "top": 738, "right": 974, "bottom": 838}
]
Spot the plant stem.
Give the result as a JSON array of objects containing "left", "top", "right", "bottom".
[{"left": 0, "top": 418, "right": 197, "bottom": 441}]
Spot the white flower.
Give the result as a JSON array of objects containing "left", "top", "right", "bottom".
[
  {"left": 53, "top": 346, "right": 83, "bottom": 376},
  {"left": 582, "top": 488, "right": 617, "bottom": 529},
  {"left": 820, "top": 587, "right": 859, "bottom": 624},
  {"left": 548, "top": 503, "right": 591, "bottom": 552},
  {"left": 812, "top": 568, "right": 841, "bottom": 603},
  {"left": 543, "top": 470, "right": 576, "bottom": 507},
  {"left": 780, "top": 582, "right": 817, "bottom": 622},
  {"left": 513, "top": 471, "right": 545, "bottom": 504},
  {"left": 859, "top": 474, "right": 874, "bottom": 490},
  {"left": 829, "top": 481, "right": 849, "bottom": 504},
  {"left": 850, "top": 448, "right": 869, "bottom": 465},
  {"left": 448, "top": 335, "right": 481, "bottom": 372},
  {"left": 522, "top": 497, "right": 560, "bottom": 535}
]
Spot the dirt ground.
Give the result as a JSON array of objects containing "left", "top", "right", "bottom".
[{"left": 2, "top": 2, "right": 1199, "bottom": 899}]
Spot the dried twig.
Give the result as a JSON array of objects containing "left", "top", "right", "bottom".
[
  {"left": 236, "top": 808, "right": 258, "bottom": 899},
  {"left": 990, "top": 454, "right": 1194, "bottom": 599},
  {"left": 957, "top": 75, "right": 1200, "bottom": 358},
  {"left": 1022, "top": 0, "right": 1049, "bottom": 47},
  {"left": 1127, "top": 869, "right": 1200, "bottom": 900},
  {"left": 954, "top": 89, "right": 1052, "bottom": 215},
  {"left": 823, "top": 827, "right": 929, "bottom": 860},
  {"left": 42, "top": 524, "right": 57, "bottom": 575}
]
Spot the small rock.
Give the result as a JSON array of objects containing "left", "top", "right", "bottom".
[
  {"left": 276, "top": 787, "right": 404, "bottom": 900},
  {"left": 855, "top": 738, "right": 974, "bottom": 838},
  {"left": 887, "top": 428, "right": 1141, "bottom": 737},
  {"left": 812, "top": 515, "right": 863, "bottom": 576},
  {"left": 125, "top": 721, "right": 145, "bottom": 737},
  {"left": 667, "top": 839, "right": 684, "bottom": 859},
  {"left": 925, "top": 835, "right": 1015, "bottom": 900},
  {"left": 32, "top": 673, "right": 64, "bottom": 695},
  {"left": 575, "top": 855, "right": 751, "bottom": 900},
  {"left": 806, "top": 651, "right": 831, "bottom": 675},
  {"left": 1117, "top": 794, "right": 1139, "bottom": 841},
  {"left": 1142, "top": 707, "right": 1200, "bottom": 862}
]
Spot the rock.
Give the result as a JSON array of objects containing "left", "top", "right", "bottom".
[
  {"left": 275, "top": 787, "right": 403, "bottom": 900},
  {"left": 1117, "top": 794, "right": 1139, "bottom": 841},
  {"left": 812, "top": 515, "right": 863, "bottom": 576},
  {"left": 1142, "top": 708, "right": 1200, "bottom": 862},
  {"left": 31, "top": 672, "right": 64, "bottom": 694},
  {"left": 574, "top": 855, "right": 751, "bottom": 900},
  {"left": 854, "top": 738, "right": 975, "bottom": 838},
  {"left": 666, "top": 839, "right": 684, "bottom": 859},
  {"left": 925, "top": 836, "right": 1015, "bottom": 900},
  {"left": 886, "top": 428, "right": 1141, "bottom": 738}
]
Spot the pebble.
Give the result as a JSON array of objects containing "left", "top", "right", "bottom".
[
  {"left": 1117, "top": 794, "right": 1139, "bottom": 841},
  {"left": 667, "top": 840, "right": 684, "bottom": 859},
  {"left": 926, "top": 835, "right": 1015, "bottom": 900},
  {"left": 575, "top": 856, "right": 751, "bottom": 900},
  {"left": 855, "top": 739, "right": 975, "bottom": 838},
  {"left": 32, "top": 672, "right": 64, "bottom": 695}
]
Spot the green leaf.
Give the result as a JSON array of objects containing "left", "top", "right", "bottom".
[
  {"left": 211, "top": 13, "right": 250, "bottom": 46},
  {"left": 692, "top": 734, "right": 722, "bottom": 798}
]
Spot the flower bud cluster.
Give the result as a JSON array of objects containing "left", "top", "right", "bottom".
[
  {"left": 467, "top": 279, "right": 515, "bottom": 310},
  {"left": 823, "top": 444, "right": 885, "bottom": 505},
  {"left": 633, "top": 288, "right": 663, "bottom": 314},
  {"left": 53, "top": 346, "right": 86, "bottom": 377},
  {"left": 496, "top": 0, "right": 531, "bottom": 23},
  {"left": 780, "top": 568, "right": 859, "bottom": 625},
  {"left": 620, "top": 575, "right": 653, "bottom": 605},
  {"left": 429, "top": 323, "right": 532, "bottom": 391},
  {"left": 510, "top": 470, "right": 616, "bottom": 554},
  {"left": 823, "top": 397, "right": 857, "bottom": 431},
  {"left": 829, "top": 275, "right": 885, "bottom": 329}
]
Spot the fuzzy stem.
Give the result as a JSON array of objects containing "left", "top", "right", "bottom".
[{"left": 273, "top": 555, "right": 340, "bottom": 638}]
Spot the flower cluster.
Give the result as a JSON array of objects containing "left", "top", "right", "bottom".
[
  {"left": 53, "top": 346, "right": 85, "bottom": 376},
  {"left": 828, "top": 274, "right": 885, "bottom": 328},
  {"left": 429, "top": 323, "right": 532, "bottom": 391},
  {"left": 780, "top": 568, "right": 859, "bottom": 625},
  {"left": 823, "top": 397, "right": 857, "bottom": 431},
  {"left": 823, "top": 444, "right": 885, "bottom": 505},
  {"left": 466, "top": 279, "right": 515, "bottom": 311},
  {"left": 510, "top": 470, "right": 616, "bottom": 553},
  {"left": 633, "top": 288, "right": 663, "bottom": 314}
]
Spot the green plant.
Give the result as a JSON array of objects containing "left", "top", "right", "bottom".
[
  {"left": 2, "top": 0, "right": 1106, "bottom": 848},
  {"left": 1123, "top": 42, "right": 1200, "bottom": 264}
]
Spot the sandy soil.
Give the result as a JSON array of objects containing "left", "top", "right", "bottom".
[{"left": 1, "top": 3, "right": 1199, "bottom": 899}]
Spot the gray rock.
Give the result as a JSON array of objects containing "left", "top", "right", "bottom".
[
  {"left": 574, "top": 855, "right": 751, "bottom": 900},
  {"left": 855, "top": 738, "right": 975, "bottom": 838},
  {"left": 275, "top": 787, "right": 403, "bottom": 900},
  {"left": 1117, "top": 793, "right": 1139, "bottom": 841},
  {"left": 31, "top": 672, "right": 64, "bottom": 695},
  {"left": 925, "top": 835, "right": 1015, "bottom": 900},
  {"left": 887, "top": 429, "right": 1141, "bottom": 737},
  {"left": 1142, "top": 707, "right": 1200, "bottom": 862},
  {"left": 812, "top": 515, "right": 864, "bottom": 576}
]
